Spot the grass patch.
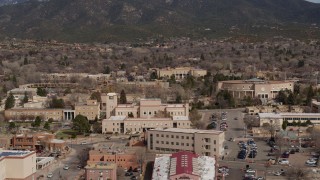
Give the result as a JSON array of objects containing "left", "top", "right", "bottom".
[{"left": 55, "top": 129, "right": 79, "bottom": 139}]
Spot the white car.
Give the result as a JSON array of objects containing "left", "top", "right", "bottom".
[
  {"left": 246, "top": 169, "right": 256, "bottom": 173},
  {"left": 80, "top": 142, "right": 87, "bottom": 145},
  {"left": 63, "top": 165, "right": 69, "bottom": 170},
  {"left": 306, "top": 159, "right": 317, "bottom": 165},
  {"left": 273, "top": 171, "right": 282, "bottom": 176},
  {"left": 278, "top": 159, "right": 289, "bottom": 165},
  {"left": 47, "top": 173, "right": 53, "bottom": 178}
]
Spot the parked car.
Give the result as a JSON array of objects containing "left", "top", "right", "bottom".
[
  {"left": 306, "top": 159, "right": 317, "bottom": 165},
  {"left": 278, "top": 159, "right": 289, "bottom": 165},
  {"left": 281, "top": 151, "right": 290, "bottom": 158},
  {"left": 63, "top": 165, "right": 69, "bottom": 170},
  {"left": 125, "top": 172, "right": 133, "bottom": 176},
  {"left": 229, "top": 137, "right": 234, "bottom": 142},
  {"left": 80, "top": 142, "right": 87, "bottom": 145},
  {"left": 246, "top": 169, "right": 256, "bottom": 173},
  {"left": 47, "top": 173, "right": 53, "bottom": 178}
]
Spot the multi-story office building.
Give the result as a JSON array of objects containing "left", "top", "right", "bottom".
[
  {"left": 102, "top": 93, "right": 189, "bottom": 119},
  {"left": 102, "top": 116, "right": 191, "bottom": 134},
  {"left": 85, "top": 162, "right": 117, "bottom": 180},
  {"left": 258, "top": 112, "right": 320, "bottom": 127},
  {"left": 152, "top": 151, "right": 216, "bottom": 180},
  {"left": 75, "top": 99, "right": 100, "bottom": 120},
  {"left": 0, "top": 150, "right": 36, "bottom": 180},
  {"left": 147, "top": 128, "right": 225, "bottom": 157},
  {"left": 217, "top": 78, "right": 294, "bottom": 100}
]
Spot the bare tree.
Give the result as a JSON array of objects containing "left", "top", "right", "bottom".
[
  {"left": 310, "top": 128, "right": 320, "bottom": 152},
  {"left": 286, "top": 166, "right": 311, "bottom": 180},
  {"left": 262, "top": 122, "right": 278, "bottom": 139}
]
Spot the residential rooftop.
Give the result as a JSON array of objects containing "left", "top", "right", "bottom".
[{"left": 85, "top": 162, "right": 117, "bottom": 169}]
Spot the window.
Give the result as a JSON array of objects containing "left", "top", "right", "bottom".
[
  {"left": 214, "top": 140, "right": 216, "bottom": 144},
  {"left": 171, "top": 135, "right": 174, "bottom": 138},
  {"left": 181, "top": 136, "right": 184, "bottom": 139},
  {"left": 156, "top": 141, "right": 159, "bottom": 144},
  {"left": 161, "top": 134, "right": 164, "bottom": 137},
  {"left": 181, "top": 143, "right": 184, "bottom": 146},
  {"left": 166, "top": 135, "right": 169, "bottom": 138},
  {"left": 176, "top": 135, "right": 179, "bottom": 139},
  {"left": 204, "top": 138, "right": 211, "bottom": 143},
  {"left": 161, "top": 141, "right": 164, "bottom": 144},
  {"left": 171, "top": 142, "right": 174, "bottom": 145},
  {"left": 186, "top": 136, "right": 189, "bottom": 140},
  {"left": 149, "top": 112, "right": 152, "bottom": 115},
  {"left": 166, "top": 141, "right": 169, "bottom": 144},
  {"left": 186, "top": 143, "right": 189, "bottom": 146},
  {"left": 214, "top": 148, "right": 216, "bottom": 152},
  {"left": 156, "top": 134, "right": 159, "bottom": 137},
  {"left": 176, "top": 142, "right": 179, "bottom": 145}
]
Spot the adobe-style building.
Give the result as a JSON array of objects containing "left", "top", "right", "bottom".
[
  {"left": 75, "top": 99, "right": 100, "bottom": 121},
  {"left": 11, "top": 133, "right": 66, "bottom": 152},
  {"left": 258, "top": 112, "right": 320, "bottom": 127},
  {"left": 102, "top": 116, "right": 191, "bottom": 134},
  {"left": 152, "top": 151, "right": 216, "bottom": 180},
  {"left": 153, "top": 67, "right": 207, "bottom": 80},
  {"left": 0, "top": 150, "right": 36, "bottom": 180},
  {"left": 102, "top": 93, "right": 189, "bottom": 119},
  {"left": 102, "top": 93, "right": 191, "bottom": 134},
  {"left": 217, "top": 78, "right": 294, "bottom": 100},
  {"left": 87, "top": 149, "right": 139, "bottom": 169},
  {"left": 147, "top": 128, "right": 225, "bottom": 157},
  {"left": 4, "top": 108, "right": 64, "bottom": 121},
  {"left": 85, "top": 162, "right": 117, "bottom": 180}
]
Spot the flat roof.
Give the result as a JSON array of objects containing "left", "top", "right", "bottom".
[
  {"left": 0, "top": 150, "right": 33, "bottom": 158},
  {"left": 150, "top": 128, "right": 224, "bottom": 135},
  {"left": 85, "top": 162, "right": 117, "bottom": 169},
  {"left": 107, "top": 116, "right": 127, "bottom": 121},
  {"left": 259, "top": 113, "right": 320, "bottom": 119}
]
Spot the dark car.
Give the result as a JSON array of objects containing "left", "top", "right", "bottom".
[
  {"left": 281, "top": 152, "right": 290, "bottom": 158},
  {"left": 125, "top": 172, "right": 133, "bottom": 176}
]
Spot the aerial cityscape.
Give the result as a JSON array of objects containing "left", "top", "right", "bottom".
[{"left": 0, "top": 0, "right": 320, "bottom": 180}]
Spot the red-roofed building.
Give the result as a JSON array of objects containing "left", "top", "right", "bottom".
[
  {"left": 152, "top": 151, "right": 216, "bottom": 180},
  {"left": 170, "top": 151, "right": 200, "bottom": 179}
]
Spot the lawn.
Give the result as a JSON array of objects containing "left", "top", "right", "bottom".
[{"left": 55, "top": 129, "right": 79, "bottom": 139}]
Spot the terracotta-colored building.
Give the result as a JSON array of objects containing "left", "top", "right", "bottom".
[
  {"left": 11, "top": 133, "right": 66, "bottom": 152},
  {"left": 87, "top": 149, "right": 139, "bottom": 169},
  {"left": 85, "top": 162, "right": 117, "bottom": 180}
]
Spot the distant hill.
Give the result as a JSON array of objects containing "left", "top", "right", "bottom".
[{"left": 0, "top": 0, "right": 319, "bottom": 42}]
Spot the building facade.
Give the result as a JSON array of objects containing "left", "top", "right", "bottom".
[
  {"left": 154, "top": 67, "right": 207, "bottom": 80},
  {"left": 152, "top": 151, "right": 216, "bottom": 180},
  {"left": 217, "top": 78, "right": 294, "bottom": 100},
  {"left": 102, "top": 93, "right": 189, "bottom": 119},
  {"left": 102, "top": 116, "right": 191, "bottom": 134},
  {"left": 258, "top": 112, "right": 320, "bottom": 127},
  {"left": 147, "top": 128, "right": 225, "bottom": 157},
  {"left": 87, "top": 149, "right": 139, "bottom": 169},
  {"left": 85, "top": 162, "right": 117, "bottom": 180},
  {"left": 0, "top": 150, "right": 36, "bottom": 180},
  {"left": 11, "top": 133, "right": 66, "bottom": 152},
  {"left": 4, "top": 108, "right": 64, "bottom": 121},
  {"left": 75, "top": 99, "right": 100, "bottom": 121}
]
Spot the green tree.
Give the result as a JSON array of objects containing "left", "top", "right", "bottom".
[
  {"left": 306, "top": 85, "right": 314, "bottom": 105},
  {"left": 282, "top": 120, "right": 288, "bottom": 130},
  {"left": 5, "top": 93, "right": 15, "bottom": 110},
  {"left": 49, "top": 97, "right": 65, "bottom": 108},
  {"left": 175, "top": 95, "right": 182, "bottom": 103},
  {"left": 168, "top": 74, "right": 176, "bottom": 84},
  {"left": 9, "top": 122, "right": 16, "bottom": 130},
  {"left": 22, "top": 91, "right": 29, "bottom": 104},
  {"left": 189, "top": 109, "right": 204, "bottom": 129},
  {"left": 23, "top": 57, "right": 28, "bottom": 65},
  {"left": 44, "top": 122, "right": 50, "bottom": 130},
  {"left": 36, "top": 88, "right": 47, "bottom": 97},
  {"left": 48, "top": 118, "right": 54, "bottom": 123},
  {"left": 72, "top": 115, "right": 90, "bottom": 134},
  {"left": 287, "top": 91, "right": 296, "bottom": 105},
  {"left": 34, "top": 116, "right": 42, "bottom": 127},
  {"left": 90, "top": 92, "right": 101, "bottom": 102},
  {"left": 104, "top": 66, "right": 110, "bottom": 74},
  {"left": 306, "top": 119, "right": 312, "bottom": 125},
  {"left": 150, "top": 71, "right": 158, "bottom": 80},
  {"left": 120, "top": 90, "right": 127, "bottom": 104}
]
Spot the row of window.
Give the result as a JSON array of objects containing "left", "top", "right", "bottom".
[
  {"left": 11, "top": 112, "right": 61, "bottom": 115},
  {"left": 284, "top": 117, "right": 320, "bottom": 120},
  {"left": 155, "top": 134, "right": 194, "bottom": 140},
  {"left": 156, "top": 141, "right": 194, "bottom": 147}
]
